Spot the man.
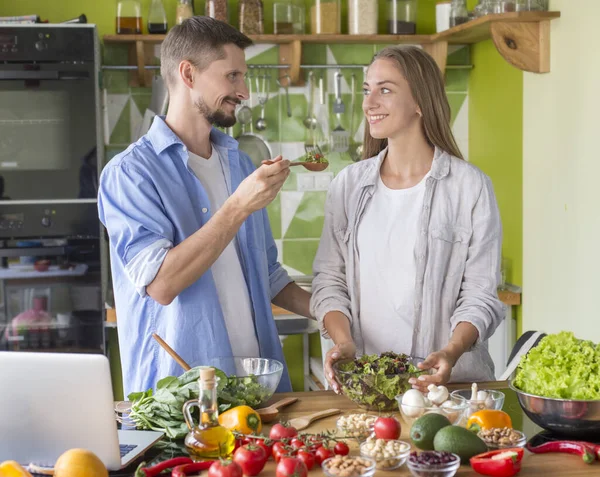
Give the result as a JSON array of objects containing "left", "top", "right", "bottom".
[{"left": 98, "top": 17, "right": 311, "bottom": 398}]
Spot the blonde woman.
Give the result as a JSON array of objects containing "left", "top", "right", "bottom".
[{"left": 311, "top": 46, "right": 504, "bottom": 393}]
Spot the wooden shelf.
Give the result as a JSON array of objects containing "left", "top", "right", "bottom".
[{"left": 103, "top": 11, "right": 560, "bottom": 86}]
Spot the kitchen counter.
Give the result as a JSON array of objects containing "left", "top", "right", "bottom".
[{"left": 123, "top": 382, "right": 593, "bottom": 477}]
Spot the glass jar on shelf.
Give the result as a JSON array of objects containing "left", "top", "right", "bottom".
[
  {"left": 516, "top": 0, "right": 548, "bottom": 11},
  {"left": 176, "top": 0, "right": 194, "bottom": 25},
  {"left": 206, "top": 0, "right": 229, "bottom": 23},
  {"left": 491, "top": 0, "right": 517, "bottom": 13},
  {"left": 387, "top": 0, "right": 417, "bottom": 35},
  {"left": 310, "top": 0, "right": 341, "bottom": 35},
  {"left": 239, "top": 0, "right": 264, "bottom": 35},
  {"left": 349, "top": 0, "right": 378, "bottom": 35},
  {"left": 148, "top": 0, "right": 168, "bottom": 34},
  {"left": 116, "top": 0, "right": 142, "bottom": 34},
  {"left": 449, "top": 0, "right": 469, "bottom": 27},
  {"left": 274, "top": 0, "right": 305, "bottom": 34}
]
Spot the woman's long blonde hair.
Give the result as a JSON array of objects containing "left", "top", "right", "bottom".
[{"left": 362, "top": 45, "right": 463, "bottom": 160}]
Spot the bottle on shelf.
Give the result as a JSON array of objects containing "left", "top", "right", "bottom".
[
  {"left": 387, "top": 0, "right": 417, "bottom": 35},
  {"left": 183, "top": 368, "right": 235, "bottom": 459},
  {"left": 206, "top": 0, "right": 229, "bottom": 23},
  {"left": 116, "top": 0, "right": 142, "bottom": 34},
  {"left": 176, "top": 0, "right": 194, "bottom": 25},
  {"left": 148, "top": 0, "right": 168, "bottom": 34},
  {"left": 449, "top": 0, "right": 469, "bottom": 27},
  {"left": 239, "top": 0, "right": 264, "bottom": 35},
  {"left": 274, "top": 0, "right": 305, "bottom": 34}
]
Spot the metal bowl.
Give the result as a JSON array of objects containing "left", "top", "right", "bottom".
[{"left": 509, "top": 381, "right": 600, "bottom": 438}]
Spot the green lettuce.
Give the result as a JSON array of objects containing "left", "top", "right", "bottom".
[{"left": 514, "top": 331, "right": 600, "bottom": 400}]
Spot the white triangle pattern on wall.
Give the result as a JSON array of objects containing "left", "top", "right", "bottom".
[
  {"left": 106, "top": 94, "right": 130, "bottom": 140},
  {"left": 281, "top": 191, "right": 305, "bottom": 237}
]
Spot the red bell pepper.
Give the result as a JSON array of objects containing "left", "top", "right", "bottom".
[{"left": 470, "top": 448, "right": 524, "bottom": 477}]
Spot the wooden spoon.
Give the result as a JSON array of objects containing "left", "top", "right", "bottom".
[
  {"left": 287, "top": 408, "right": 342, "bottom": 432},
  {"left": 152, "top": 333, "right": 191, "bottom": 371},
  {"left": 264, "top": 159, "right": 329, "bottom": 172},
  {"left": 255, "top": 397, "right": 299, "bottom": 423}
]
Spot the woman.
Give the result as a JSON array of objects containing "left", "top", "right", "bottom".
[{"left": 311, "top": 46, "right": 505, "bottom": 394}]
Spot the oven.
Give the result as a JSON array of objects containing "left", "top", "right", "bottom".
[{"left": 0, "top": 25, "right": 105, "bottom": 354}]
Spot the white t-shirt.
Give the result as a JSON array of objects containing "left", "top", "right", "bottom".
[
  {"left": 357, "top": 172, "right": 429, "bottom": 355},
  {"left": 187, "top": 146, "right": 260, "bottom": 358}
]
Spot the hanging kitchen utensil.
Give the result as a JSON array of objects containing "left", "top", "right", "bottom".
[
  {"left": 330, "top": 70, "right": 349, "bottom": 153},
  {"left": 236, "top": 72, "right": 273, "bottom": 167},
  {"left": 278, "top": 74, "right": 292, "bottom": 118},
  {"left": 255, "top": 71, "right": 270, "bottom": 131},
  {"left": 303, "top": 71, "right": 318, "bottom": 131},
  {"left": 348, "top": 73, "right": 362, "bottom": 162},
  {"left": 236, "top": 70, "right": 253, "bottom": 126}
]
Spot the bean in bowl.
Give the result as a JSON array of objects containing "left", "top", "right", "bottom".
[{"left": 322, "top": 455, "right": 376, "bottom": 477}]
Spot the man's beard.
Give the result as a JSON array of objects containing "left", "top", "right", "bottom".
[{"left": 195, "top": 96, "right": 239, "bottom": 128}]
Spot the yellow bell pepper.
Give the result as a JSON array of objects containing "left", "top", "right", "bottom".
[
  {"left": 218, "top": 405, "right": 262, "bottom": 435},
  {"left": 0, "top": 461, "right": 33, "bottom": 477},
  {"left": 467, "top": 410, "right": 513, "bottom": 432}
]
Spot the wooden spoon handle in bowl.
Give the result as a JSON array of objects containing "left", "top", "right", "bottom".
[{"left": 152, "top": 333, "right": 191, "bottom": 371}]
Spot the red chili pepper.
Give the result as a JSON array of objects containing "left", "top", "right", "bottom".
[
  {"left": 470, "top": 448, "right": 524, "bottom": 477},
  {"left": 526, "top": 440, "right": 595, "bottom": 464},
  {"left": 135, "top": 457, "right": 194, "bottom": 477},
  {"left": 171, "top": 461, "right": 216, "bottom": 477}
]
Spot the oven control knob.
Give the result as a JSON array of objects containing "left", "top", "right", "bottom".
[
  {"left": 35, "top": 40, "right": 47, "bottom": 51},
  {"left": 41, "top": 216, "right": 52, "bottom": 227}
]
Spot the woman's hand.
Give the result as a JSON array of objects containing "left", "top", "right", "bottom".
[
  {"left": 324, "top": 341, "right": 356, "bottom": 393},
  {"left": 408, "top": 350, "right": 455, "bottom": 393}
]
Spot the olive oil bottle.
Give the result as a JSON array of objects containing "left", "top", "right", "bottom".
[{"left": 183, "top": 368, "right": 235, "bottom": 458}]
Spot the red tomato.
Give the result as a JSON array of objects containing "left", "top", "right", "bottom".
[
  {"left": 233, "top": 444, "right": 267, "bottom": 477},
  {"left": 374, "top": 416, "right": 401, "bottom": 440},
  {"left": 276, "top": 457, "right": 308, "bottom": 477},
  {"left": 306, "top": 436, "right": 324, "bottom": 453},
  {"left": 315, "top": 447, "right": 334, "bottom": 465},
  {"left": 255, "top": 439, "right": 274, "bottom": 461},
  {"left": 272, "top": 442, "right": 295, "bottom": 463},
  {"left": 290, "top": 437, "right": 306, "bottom": 450},
  {"left": 296, "top": 449, "right": 316, "bottom": 471},
  {"left": 208, "top": 460, "right": 243, "bottom": 477},
  {"left": 333, "top": 442, "right": 350, "bottom": 456},
  {"left": 269, "top": 423, "right": 299, "bottom": 441}
]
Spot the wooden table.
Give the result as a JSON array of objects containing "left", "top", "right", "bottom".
[{"left": 141, "top": 384, "right": 596, "bottom": 477}]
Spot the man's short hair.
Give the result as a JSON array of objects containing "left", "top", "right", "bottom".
[{"left": 160, "top": 16, "right": 253, "bottom": 89}]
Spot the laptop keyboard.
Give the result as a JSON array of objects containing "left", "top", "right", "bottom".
[{"left": 120, "top": 444, "right": 138, "bottom": 457}]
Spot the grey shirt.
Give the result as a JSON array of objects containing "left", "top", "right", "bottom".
[{"left": 310, "top": 147, "right": 505, "bottom": 382}]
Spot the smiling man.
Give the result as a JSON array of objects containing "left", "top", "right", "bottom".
[{"left": 98, "top": 17, "right": 311, "bottom": 398}]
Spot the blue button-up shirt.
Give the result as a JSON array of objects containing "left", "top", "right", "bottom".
[{"left": 98, "top": 116, "right": 292, "bottom": 398}]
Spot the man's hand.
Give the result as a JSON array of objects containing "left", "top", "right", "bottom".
[{"left": 231, "top": 156, "right": 290, "bottom": 215}]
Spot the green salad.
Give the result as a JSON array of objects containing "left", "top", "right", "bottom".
[
  {"left": 126, "top": 366, "right": 271, "bottom": 439},
  {"left": 336, "top": 352, "right": 424, "bottom": 411},
  {"left": 514, "top": 331, "right": 600, "bottom": 400}
]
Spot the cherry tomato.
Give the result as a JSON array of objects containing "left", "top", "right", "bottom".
[
  {"left": 272, "top": 442, "right": 295, "bottom": 463},
  {"left": 233, "top": 444, "right": 267, "bottom": 477},
  {"left": 255, "top": 439, "right": 274, "bottom": 461},
  {"left": 276, "top": 457, "right": 308, "bottom": 477},
  {"left": 333, "top": 442, "right": 350, "bottom": 456},
  {"left": 208, "top": 460, "right": 243, "bottom": 477},
  {"left": 269, "top": 423, "right": 299, "bottom": 441},
  {"left": 290, "top": 437, "right": 305, "bottom": 450},
  {"left": 374, "top": 416, "right": 401, "bottom": 440},
  {"left": 315, "top": 447, "right": 334, "bottom": 465},
  {"left": 296, "top": 449, "right": 316, "bottom": 471}
]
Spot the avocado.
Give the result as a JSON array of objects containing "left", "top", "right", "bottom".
[
  {"left": 410, "top": 413, "right": 452, "bottom": 450},
  {"left": 433, "top": 425, "right": 488, "bottom": 462}
]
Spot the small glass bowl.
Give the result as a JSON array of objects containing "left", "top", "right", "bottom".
[
  {"left": 359, "top": 439, "right": 411, "bottom": 470},
  {"left": 336, "top": 414, "right": 376, "bottom": 441},
  {"left": 480, "top": 429, "right": 527, "bottom": 450},
  {"left": 450, "top": 389, "right": 505, "bottom": 417},
  {"left": 406, "top": 452, "right": 460, "bottom": 477},
  {"left": 322, "top": 456, "right": 376, "bottom": 477},
  {"left": 396, "top": 394, "right": 468, "bottom": 427}
]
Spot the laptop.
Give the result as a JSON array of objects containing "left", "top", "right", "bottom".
[{"left": 0, "top": 352, "right": 163, "bottom": 471}]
